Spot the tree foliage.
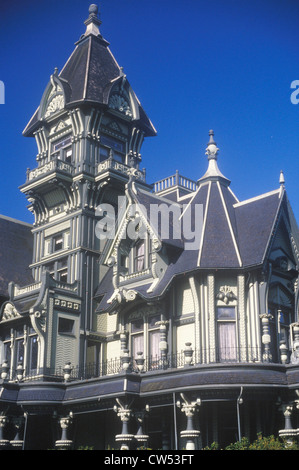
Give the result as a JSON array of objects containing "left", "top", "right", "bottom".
[{"left": 203, "top": 433, "right": 299, "bottom": 450}]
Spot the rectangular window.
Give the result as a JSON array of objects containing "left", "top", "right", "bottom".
[
  {"left": 132, "top": 333, "right": 144, "bottom": 358},
  {"left": 53, "top": 234, "right": 63, "bottom": 251},
  {"left": 51, "top": 135, "right": 72, "bottom": 162},
  {"left": 16, "top": 339, "right": 24, "bottom": 362},
  {"left": 101, "top": 136, "right": 124, "bottom": 153},
  {"left": 53, "top": 136, "right": 72, "bottom": 152},
  {"left": 99, "top": 136, "right": 125, "bottom": 163},
  {"left": 64, "top": 148, "right": 72, "bottom": 163},
  {"left": 217, "top": 307, "right": 237, "bottom": 362},
  {"left": 134, "top": 241, "right": 145, "bottom": 272},
  {"left": 99, "top": 145, "right": 110, "bottom": 162},
  {"left": 29, "top": 337, "right": 38, "bottom": 371},
  {"left": 58, "top": 317, "right": 75, "bottom": 335},
  {"left": 45, "top": 257, "right": 68, "bottom": 283}
]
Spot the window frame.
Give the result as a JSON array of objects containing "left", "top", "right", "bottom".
[
  {"left": 129, "top": 314, "right": 161, "bottom": 367},
  {"left": 216, "top": 306, "right": 238, "bottom": 362},
  {"left": 99, "top": 135, "right": 126, "bottom": 163},
  {"left": 50, "top": 134, "right": 73, "bottom": 163},
  {"left": 1, "top": 324, "right": 39, "bottom": 377},
  {"left": 45, "top": 256, "right": 69, "bottom": 283}
]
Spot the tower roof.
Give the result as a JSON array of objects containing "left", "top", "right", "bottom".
[
  {"left": 95, "top": 130, "right": 291, "bottom": 310},
  {"left": 23, "top": 5, "right": 156, "bottom": 137}
]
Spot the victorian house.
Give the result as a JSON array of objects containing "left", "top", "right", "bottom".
[{"left": 0, "top": 5, "right": 299, "bottom": 451}]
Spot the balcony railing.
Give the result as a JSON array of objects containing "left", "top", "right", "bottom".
[
  {"left": 3, "top": 346, "right": 281, "bottom": 383},
  {"left": 26, "top": 158, "right": 74, "bottom": 182},
  {"left": 154, "top": 170, "right": 198, "bottom": 193},
  {"left": 97, "top": 158, "right": 146, "bottom": 182}
]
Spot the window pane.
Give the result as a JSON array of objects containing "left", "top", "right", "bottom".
[
  {"left": 217, "top": 307, "right": 236, "bottom": 320},
  {"left": 135, "top": 241, "right": 145, "bottom": 272},
  {"left": 99, "top": 146, "right": 109, "bottom": 162},
  {"left": 58, "top": 318, "right": 74, "bottom": 334},
  {"left": 53, "top": 235, "right": 63, "bottom": 251},
  {"left": 16, "top": 339, "right": 24, "bottom": 363},
  {"left": 4, "top": 343, "right": 11, "bottom": 364},
  {"left": 65, "top": 148, "right": 72, "bottom": 163},
  {"left": 148, "top": 315, "right": 160, "bottom": 329},
  {"left": 53, "top": 136, "right": 72, "bottom": 152},
  {"left": 101, "top": 136, "right": 124, "bottom": 153},
  {"left": 131, "top": 319, "right": 143, "bottom": 333},
  {"left": 58, "top": 269, "right": 68, "bottom": 283},
  {"left": 218, "top": 322, "right": 237, "bottom": 361},
  {"left": 30, "top": 337, "right": 38, "bottom": 371},
  {"left": 132, "top": 333, "right": 144, "bottom": 358},
  {"left": 149, "top": 331, "right": 160, "bottom": 358}
]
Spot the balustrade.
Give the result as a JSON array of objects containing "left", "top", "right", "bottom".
[
  {"left": 27, "top": 158, "right": 74, "bottom": 182},
  {"left": 1, "top": 345, "right": 281, "bottom": 383}
]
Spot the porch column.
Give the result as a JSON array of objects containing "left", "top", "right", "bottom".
[
  {"left": 157, "top": 320, "right": 169, "bottom": 366},
  {"left": 10, "top": 416, "right": 24, "bottom": 450},
  {"left": 259, "top": 313, "right": 273, "bottom": 362},
  {"left": 134, "top": 405, "right": 150, "bottom": 449},
  {"left": 0, "top": 415, "right": 9, "bottom": 449},
  {"left": 55, "top": 412, "right": 73, "bottom": 450},
  {"left": 177, "top": 393, "right": 201, "bottom": 450},
  {"left": 114, "top": 399, "right": 134, "bottom": 450},
  {"left": 278, "top": 404, "right": 297, "bottom": 447}
]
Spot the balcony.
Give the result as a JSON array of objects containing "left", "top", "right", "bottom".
[
  {"left": 3, "top": 346, "right": 285, "bottom": 383},
  {"left": 25, "top": 158, "right": 74, "bottom": 183},
  {"left": 96, "top": 158, "right": 146, "bottom": 183}
]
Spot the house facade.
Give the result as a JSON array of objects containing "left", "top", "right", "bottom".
[{"left": 0, "top": 4, "right": 299, "bottom": 450}]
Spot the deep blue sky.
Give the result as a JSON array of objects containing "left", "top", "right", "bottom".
[{"left": 0, "top": 0, "right": 298, "bottom": 224}]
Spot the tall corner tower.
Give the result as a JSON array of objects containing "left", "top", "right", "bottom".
[{"left": 17, "top": 4, "right": 156, "bottom": 369}]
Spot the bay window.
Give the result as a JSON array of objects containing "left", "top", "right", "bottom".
[
  {"left": 1, "top": 324, "right": 39, "bottom": 378},
  {"left": 130, "top": 314, "right": 160, "bottom": 368}
]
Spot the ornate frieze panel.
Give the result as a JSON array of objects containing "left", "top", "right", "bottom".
[
  {"left": 109, "top": 94, "right": 132, "bottom": 118},
  {"left": 0, "top": 302, "right": 21, "bottom": 323},
  {"left": 54, "top": 298, "right": 80, "bottom": 312},
  {"left": 45, "top": 94, "right": 65, "bottom": 118}
]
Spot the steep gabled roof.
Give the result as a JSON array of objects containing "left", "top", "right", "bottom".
[{"left": 94, "top": 130, "right": 295, "bottom": 310}]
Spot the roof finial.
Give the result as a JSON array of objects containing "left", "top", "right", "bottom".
[
  {"left": 84, "top": 4, "right": 102, "bottom": 37},
  {"left": 205, "top": 129, "right": 219, "bottom": 160},
  {"left": 198, "top": 130, "right": 230, "bottom": 185},
  {"left": 279, "top": 170, "right": 285, "bottom": 188}
]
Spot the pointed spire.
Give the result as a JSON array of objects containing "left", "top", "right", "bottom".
[
  {"left": 84, "top": 4, "right": 102, "bottom": 37},
  {"left": 198, "top": 130, "right": 230, "bottom": 185}
]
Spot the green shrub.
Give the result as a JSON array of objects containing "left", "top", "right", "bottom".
[{"left": 203, "top": 433, "right": 299, "bottom": 450}]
